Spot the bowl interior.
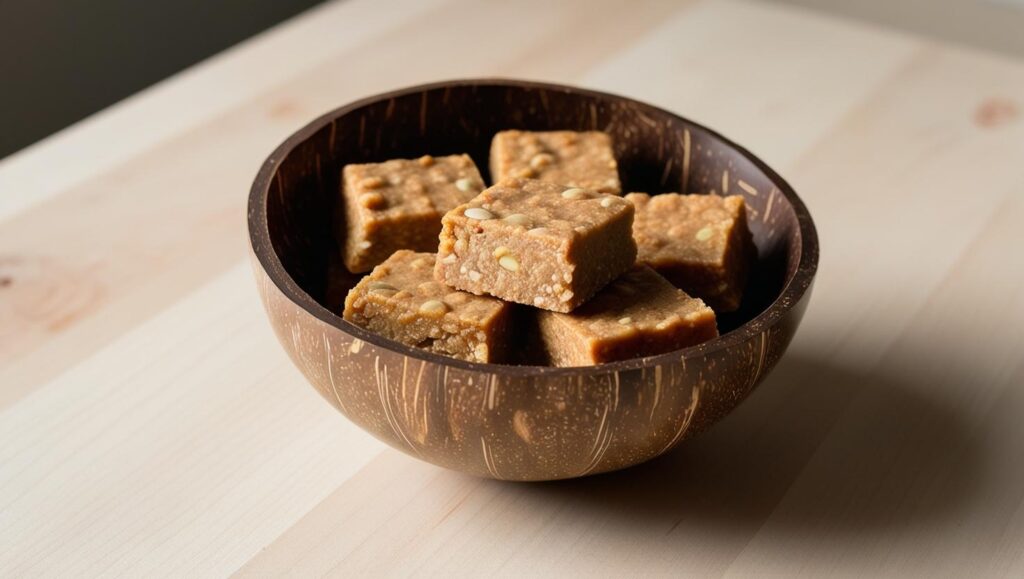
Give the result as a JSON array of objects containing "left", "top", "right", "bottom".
[{"left": 260, "top": 80, "right": 804, "bottom": 359}]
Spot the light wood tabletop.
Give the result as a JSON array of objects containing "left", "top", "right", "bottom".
[{"left": 2, "top": 0, "right": 1023, "bottom": 575}]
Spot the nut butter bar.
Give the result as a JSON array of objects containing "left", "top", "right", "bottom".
[
  {"left": 435, "top": 178, "right": 637, "bottom": 313},
  {"left": 489, "top": 130, "right": 621, "bottom": 194},
  {"left": 627, "top": 193, "right": 756, "bottom": 312},
  {"left": 343, "top": 250, "right": 511, "bottom": 363},
  {"left": 341, "top": 154, "right": 484, "bottom": 273},
  {"left": 536, "top": 266, "right": 718, "bottom": 367}
]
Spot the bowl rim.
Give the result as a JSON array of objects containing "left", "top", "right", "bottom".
[{"left": 248, "top": 78, "right": 819, "bottom": 377}]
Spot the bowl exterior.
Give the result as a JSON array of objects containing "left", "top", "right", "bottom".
[{"left": 253, "top": 250, "right": 812, "bottom": 481}]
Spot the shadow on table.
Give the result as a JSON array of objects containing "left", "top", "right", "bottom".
[{"left": 521, "top": 352, "right": 983, "bottom": 542}]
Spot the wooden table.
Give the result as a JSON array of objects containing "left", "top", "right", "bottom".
[{"left": 3, "top": 0, "right": 1023, "bottom": 575}]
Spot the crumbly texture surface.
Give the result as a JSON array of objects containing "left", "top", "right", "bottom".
[
  {"left": 536, "top": 266, "right": 718, "bottom": 367},
  {"left": 341, "top": 154, "right": 485, "bottom": 273},
  {"left": 489, "top": 130, "right": 621, "bottom": 194},
  {"left": 627, "top": 193, "right": 756, "bottom": 312},
  {"left": 434, "top": 178, "right": 637, "bottom": 313},
  {"left": 343, "top": 250, "right": 511, "bottom": 363}
]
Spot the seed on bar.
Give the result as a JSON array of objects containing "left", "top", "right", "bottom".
[
  {"left": 503, "top": 213, "right": 532, "bottom": 227},
  {"left": 359, "top": 192, "right": 386, "bottom": 210},
  {"left": 360, "top": 176, "right": 386, "bottom": 189},
  {"left": 367, "top": 281, "right": 398, "bottom": 295},
  {"left": 418, "top": 300, "right": 448, "bottom": 316},
  {"left": 498, "top": 255, "right": 519, "bottom": 271},
  {"left": 464, "top": 207, "right": 494, "bottom": 220},
  {"left": 529, "top": 153, "right": 554, "bottom": 169}
]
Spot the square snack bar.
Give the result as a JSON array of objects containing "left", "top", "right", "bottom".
[
  {"left": 343, "top": 250, "right": 511, "bottom": 363},
  {"left": 435, "top": 179, "right": 637, "bottom": 313},
  {"left": 627, "top": 193, "right": 755, "bottom": 312},
  {"left": 536, "top": 266, "right": 718, "bottom": 367},
  {"left": 489, "top": 130, "right": 621, "bottom": 194},
  {"left": 340, "top": 154, "right": 485, "bottom": 273}
]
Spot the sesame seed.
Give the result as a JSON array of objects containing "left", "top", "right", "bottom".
[
  {"left": 359, "top": 192, "right": 386, "bottom": 210},
  {"left": 360, "top": 176, "right": 385, "bottom": 189},
  {"left": 418, "top": 300, "right": 448, "bottom": 316},
  {"left": 529, "top": 153, "right": 554, "bottom": 169},
  {"left": 464, "top": 207, "right": 494, "bottom": 220},
  {"left": 503, "top": 213, "right": 532, "bottom": 227},
  {"left": 367, "top": 281, "right": 398, "bottom": 295},
  {"left": 498, "top": 255, "right": 519, "bottom": 271}
]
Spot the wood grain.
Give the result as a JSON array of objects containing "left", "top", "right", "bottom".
[{"left": 1, "top": 0, "right": 1023, "bottom": 575}]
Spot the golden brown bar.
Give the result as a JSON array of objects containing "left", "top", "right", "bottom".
[
  {"left": 535, "top": 266, "right": 718, "bottom": 366},
  {"left": 340, "top": 154, "right": 484, "bottom": 273},
  {"left": 627, "top": 193, "right": 755, "bottom": 312},
  {"left": 435, "top": 178, "right": 636, "bottom": 313},
  {"left": 489, "top": 130, "right": 621, "bottom": 194},
  {"left": 343, "top": 250, "right": 512, "bottom": 363}
]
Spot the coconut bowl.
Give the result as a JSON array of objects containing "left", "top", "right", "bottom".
[{"left": 247, "top": 79, "right": 818, "bottom": 481}]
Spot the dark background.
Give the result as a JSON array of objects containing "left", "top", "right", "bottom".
[
  {"left": 3, "top": 0, "right": 1021, "bottom": 161},
  {"left": 0, "top": 0, "right": 327, "bottom": 159}
]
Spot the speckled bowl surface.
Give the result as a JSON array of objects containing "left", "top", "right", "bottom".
[{"left": 248, "top": 79, "right": 818, "bottom": 481}]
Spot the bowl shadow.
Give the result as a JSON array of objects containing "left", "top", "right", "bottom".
[{"left": 518, "top": 351, "right": 982, "bottom": 542}]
